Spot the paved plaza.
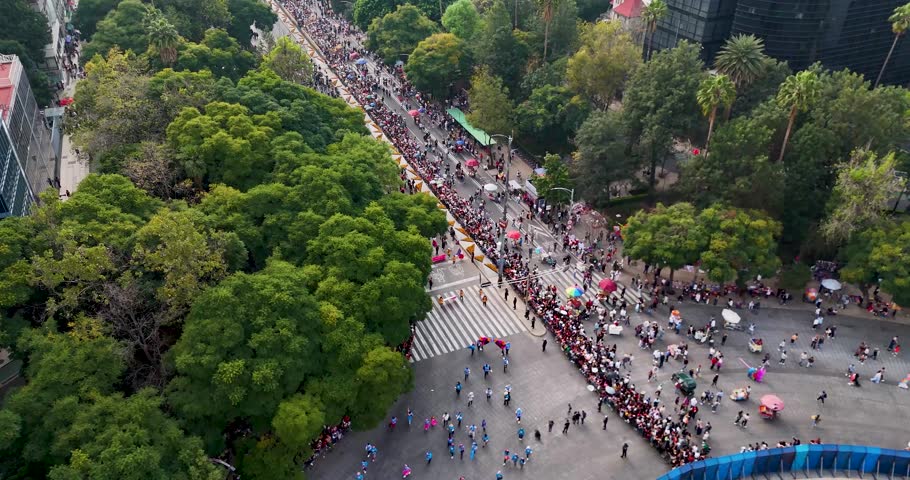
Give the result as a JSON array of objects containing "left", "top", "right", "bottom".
[{"left": 310, "top": 259, "right": 910, "bottom": 480}]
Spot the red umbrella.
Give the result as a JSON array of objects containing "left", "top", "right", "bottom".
[
  {"left": 59, "top": 97, "right": 74, "bottom": 106},
  {"left": 465, "top": 158, "right": 479, "bottom": 167},
  {"left": 478, "top": 336, "right": 491, "bottom": 345},
  {"left": 598, "top": 278, "right": 617, "bottom": 293},
  {"left": 506, "top": 230, "right": 521, "bottom": 240},
  {"left": 494, "top": 339, "right": 506, "bottom": 349},
  {"left": 408, "top": 109, "right": 420, "bottom": 117}
]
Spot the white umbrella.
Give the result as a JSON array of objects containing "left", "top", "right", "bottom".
[
  {"left": 821, "top": 278, "right": 842, "bottom": 291},
  {"left": 484, "top": 183, "right": 498, "bottom": 192},
  {"left": 721, "top": 308, "right": 741, "bottom": 324},
  {"left": 586, "top": 385, "right": 596, "bottom": 392},
  {"left": 604, "top": 386, "right": 616, "bottom": 395}
]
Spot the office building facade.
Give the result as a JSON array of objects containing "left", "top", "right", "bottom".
[
  {"left": 0, "top": 54, "right": 59, "bottom": 217},
  {"left": 648, "top": 0, "right": 909, "bottom": 86}
]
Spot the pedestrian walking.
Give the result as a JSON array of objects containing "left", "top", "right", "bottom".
[
  {"left": 548, "top": 419, "right": 554, "bottom": 433},
  {"left": 464, "top": 366, "right": 470, "bottom": 381},
  {"left": 504, "top": 289, "right": 509, "bottom": 301},
  {"left": 734, "top": 410, "right": 743, "bottom": 426},
  {"left": 486, "top": 387, "right": 493, "bottom": 401},
  {"left": 455, "top": 382, "right": 462, "bottom": 397},
  {"left": 425, "top": 451, "right": 433, "bottom": 464},
  {"left": 711, "top": 374, "right": 719, "bottom": 387},
  {"left": 603, "top": 415, "right": 609, "bottom": 430},
  {"left": 721, "top": 333, "right": 727, "bottom": 346},
  {"left": 811, "top": 414, "right": 821, "bottom": 427},
  {"left": 779, "top": 351, "right": 787, "bottom": 365},
  {"left": 542, "top": 339, "right": 547, "bottom": 352},
  {"left": 482, "top": 295, "right": 488, "bottom": 307},
  {"left": 513, "top": 297, "right": 517, "bottom": 310},
  {"left": 503, "top": 357, "right": 509, "bottom": 373},
  {"left": 581, "top": 410, "right": 587, "bottom": 424},
  {"left": 621, "top": 442, "right": 629, "bottom": 458},
  {"left": 817, "top": 391, "right": 827, "bottom": 404},
  {"left": 562, "top": 418, "right": 570, "bottom": 434},
  {"left": 741, "top": 413, "right": 750, "bottom": 428}
]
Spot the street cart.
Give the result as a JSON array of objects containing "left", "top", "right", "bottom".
[
  {"left": 672, "top": 372, "right": 697, "bottom": 397},
  {"left": 749, "top": 338, "right": 763, "bottom": 353},
  {"left": 722, "top": 308, "right": 742, "bottom": 330},
  {"left": 758, "top": 394, "right": 784, "bottom": 419}
]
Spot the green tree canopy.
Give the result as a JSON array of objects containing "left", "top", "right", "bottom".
[
  {"left": 515, "top": 85, "right": 588, "bottom": 146},
  {"left": 0, "top": 0, "right": 51, "bottom": 61},
  {"left": 175, "top": 28, "right": 258, "bottom": 81},
  {"left": 697, "top": 204, "right": 782, "bottom": 283},
  {"left": 570, "top": 110, "right": 635, "bottom": 206},
  {"left": 83, "top": 0, "right": 155, "bottom": 61},
  {"left": 622, "top": 202, "right": 706, "bottom": 277},
  {"left": 261, "top": 36, "right": 313, "bottom": 85},
  {"left": 71, "top": 0, "right": 121, "bottom": 39},
  {"left": 623, "top": 41, "right": 706, "bottom": 188},
  {"left": 366, "top": 4, "right": 439, "bottom": 64},
  {"left": 156, "top": 0, "right": 232, "bottom": 42},
  {"left": 442, "top": 0, "right": 481, "bottom": 39},
  {"left": 532, "top": 153, "right": 572, "bottom": 204},
  {"left": 405, "top": 33, "right": 472, "bottom": 98},
  {"left": 467, "top": 66, "right": 514, "bottom": 135},
  {"left": 821, "top": 150, "right": 903, "bottom": 245},
  {"left": 841, "top": 220, "right": 910, "bottom": 305},
  {"left": 566, "top": 20, "right": 640, "bottom": 109},
  {"left": 227, "top": 0, "right": 278, "bottom": 44},
  {"left": 474, "top": 0, "right": 528, "bottom": 90}
]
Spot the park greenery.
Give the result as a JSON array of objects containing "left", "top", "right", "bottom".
[
  {"left": 0, "top": 3, "right": 448, "bottom": 479},
  {"left": 354, "top": 0, "right": 910, "bottom": 296}
]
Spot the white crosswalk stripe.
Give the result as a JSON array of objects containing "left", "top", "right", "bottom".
[
  {"left": 411, "top": 285, "right": 527, "bottom": 362},
  {"left": 524, "top": 263, "right": 652, "bottom": 307}
]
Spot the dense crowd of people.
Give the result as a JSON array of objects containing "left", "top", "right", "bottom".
[{"left": 277, "top": 0, "right": 707, "bottom": 468}]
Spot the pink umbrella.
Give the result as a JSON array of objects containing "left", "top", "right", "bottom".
[
  {"left": 408, "top": 110, "right": 420, "bottom": 117},
  {"left": 598, "top": 278, "right": 617, "bottom": 293},
  {"left": 759, "top": 394, "right": 784, "bottom": 411},
  {"left": 465, "top": 158, "right": 479, "bottom": 167},
  {"left": 349, "top": 52, "right": 359, "bottom": 59},
  {"left": 506, "top": 230, "right": 521, "bottom": 240}
]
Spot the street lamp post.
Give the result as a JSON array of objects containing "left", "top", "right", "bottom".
[
  {"left": 548, "top": 187, "right": 575, "bottom": 207},
  {"left": 490, "top": 132, "right": 513, "bottom": 286}
]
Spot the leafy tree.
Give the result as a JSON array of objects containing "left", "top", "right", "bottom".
[
  {"left": 534, "top": 0, "right": 578, "bottom": 59},
  {"left": 0, "top": 0, "right": 51, "bottom": 61},
  {"left": 714, "top": 34, "right": 769, "bottom": 90},
  {"left": 354, "top": 0, "right": 396, "bottom": 30},
  {"left": 175, "top": 28, "right": 258, "bottom": 81},
  {"left": 166, "top": 260, "right": 326, "bottom": 442},
  {"left": 697, "top": 204, "right": 782, "bottom": 283},
  {"left": 262, "top": 36, "right": 313, "bottom": 85},
  {"left": 46, "top": 390, "right": 221, "bottom": 480},
  {"left": 271, "top": 394, "right": 326, "bottom": 454},
  {"left": 377, "top": 192, "right": 449, "bottom": 238},
  {"left": 776, "top": 70, "right": 821, "bottom": 162},
  {"left": 696, "top": 73, "right": 736, "bottom": 152},
  {"left": 623, "top": 202, "right": 706, "bottom": 279},
  {"left": 821, "top": 150, "right": 903, "bottom": 245},
  {"left": 145, "top": 9, "right": 182, "bottom": 66},
  {"left": 566, "top": 20, "right": 640, "bottom": 109},
  {"left": 532, "top": 153, "right": 572, "bottom": 204},
  {"left": 730, "top": 58, "right": 790, "bottom": 117},
  {"left": 576, "top": 0, "right": 611, "bottom": 21},
  {"left": 515, "top": 85, "right": 588, "bottom": 145},
  {"left": 467, "top": 67, "right": 514, "bottom": 135},
  {"left": 71, "top": 0, "right": 121, "bottom": 39},
  {"left": 83, "top": 0, "right": 155, "bottom": 61},
  {"left": 640, "top": 0, "right": 666, "bottom": 61},
  {"left": 155, "top": 0, "right": 232, "bottom": 42},
  {"left": 875, "top": 2, "right": 910, "bottom": 87},
  {"left": 474, "top": 0, "right": 528, "bottom": 90},
  {"left": 519, "top": 57, "right": 567, "bottom": 101},
  {"left": 68, "top": 49, "right": 159, "bottom": 163},
  {"left": 366, "top": 4, "right": 439, "bottom": 64},
  {"left": 132, "top": 209, "right": 234, "bottom": 312},
  {"left": 3, "top": 323, "right": 126, "bottom": 466},
  {"left": 166, "top": 101, "right": 281, "bottom": 189},
  {"left": 570, "top": 110, "right": 635, "bottom": 206},
  {"left": 677, "top": 116, "right": 784, "bottom": 213},
  {"left": 623, "top": 41, "right": 705, "bottom": 188},
  {"left": 405, "top": 33, "right": 472, "bottom": 98},
  {"left": 227, "top": 0, "right": 277, "bottom": 45},
  {"left": 442, "top": 0, "right": 481, "bottom": 39},
  {"left": 841, "top": 220, "right": 910, "bottom": 304}
]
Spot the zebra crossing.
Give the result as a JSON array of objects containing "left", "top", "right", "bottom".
[
  {"left": 411, "top": 285, "right": 526, "bottom": 362},
  {"left": 527, "top": 261, "right": 652, "bottom": 307}
]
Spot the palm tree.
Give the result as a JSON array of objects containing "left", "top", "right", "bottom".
[
  {"left": 875, "top": 2, "right": 910, "bottom": 88},
  {"left": 696, "top": 74, "right": 736, "bottom": 156},
  {"left": 540, "top": 0, "right": 561, "bottom": 61},
  {"left": 145, "top": 12, "right": 180, "bottom": 66},
  {"left": 775, "top": 70, "right": 820, "bottom": 163},
  {"left": 714, "top": 34, "right": 768, "bottom": 89},
  {"left": 640, "top": 0, "right": 667, "bottom": 61}
]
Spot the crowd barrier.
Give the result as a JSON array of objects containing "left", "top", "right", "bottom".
[{"left": 658, "top": 445, "right": 910, "bottom": 480}]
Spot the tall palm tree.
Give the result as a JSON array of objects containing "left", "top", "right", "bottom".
[
  {"left": 714, "top": 34, "right": 768, "bottom": 89},
  {"left": 696, "top": 74, "right": 736, "bottom": 156},
  {"left": 145, "top": 12, "right": 180, "bottom": 66},
  {"left": 875, "top": 2, "right": 910, "bottom": 88},
  {"left": 640, "top": 0, "right": 667, "bottom": 61},
  {"left": 540, "top": 0, "right": 561, "bottom": 61},
  {"left": 775, "top": 70, "right": 820, "bottom": 163}
]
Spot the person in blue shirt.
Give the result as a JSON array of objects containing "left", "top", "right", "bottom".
[
  {"left": 425, "top": 451, "right": 433, "bottom": 464},
  {"left": 496, "top": 471, "right": 504, "bottom": 480},
  {"left": 470, "top": 441, "right": 478, "bottom": 460},
  {"left": 525, "top": 446, "right": 532, "bottom": 460}
]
